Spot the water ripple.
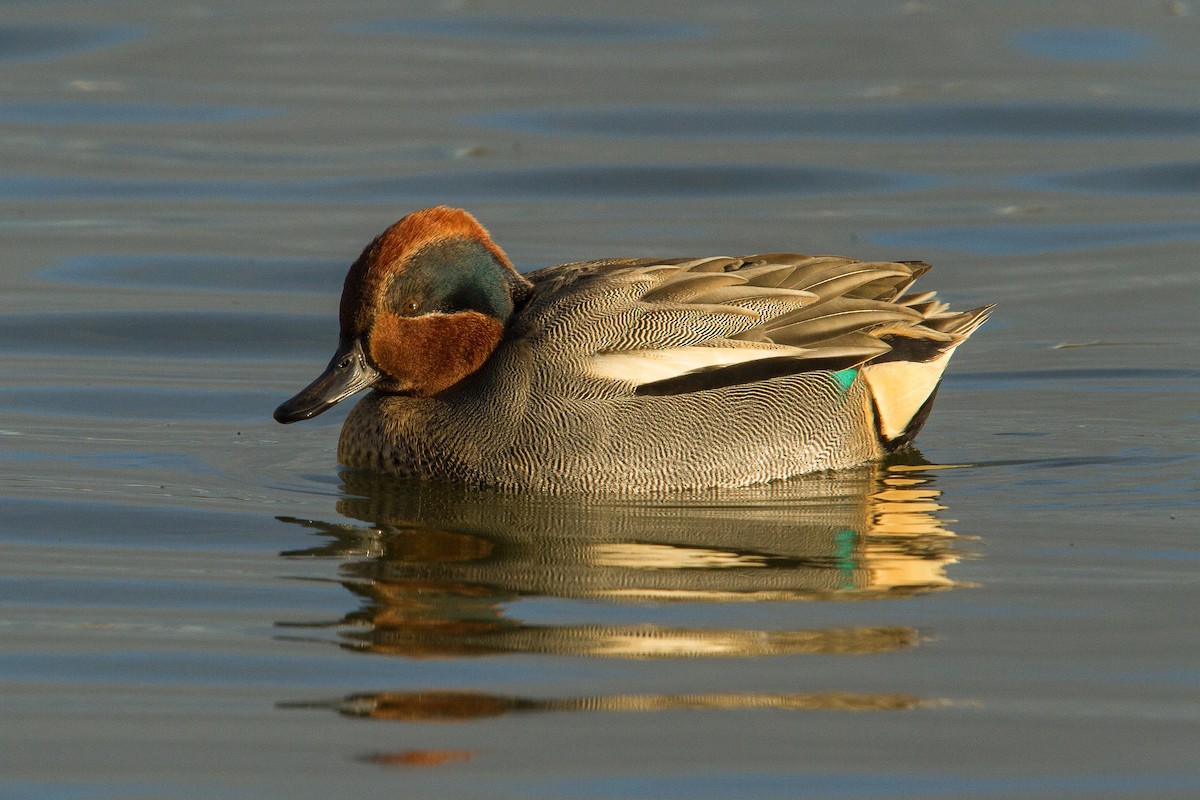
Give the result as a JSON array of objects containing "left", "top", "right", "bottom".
[
  {"left": 472, "top": 103, "right": 1200, "bottom": 140},
  {"left": 870, "top": 220, "right": 1200, "bottom": 255},
  {"left": 0, "top": 173, "right": 270, "bottom": 202},
  {"left": 1012, "top": 26, "right": 1160, "bottom": 62},
  {"left": 0, "top": 23, "right": 142, "bottom": 63},
  {"left": 43, "top": 255, "right": 341, "bottom": 293},
  {"left": 950, "top": 369, "right": 1200, "bottom": 394},
  {"left": 0, "top": 311, "right": 329, "bottom": 359},
  {"left": 1027, "top": 161, "right": 1200, "bottom": 196},
  {"left": 0, "top": 101, "right": 277, "bottom": 125},
  {"left": 330, "top": 164, "right": 931, "bottom": 200},
  {"left": 0, "top": 387, "right": 280, "bottom": 420},
  {"left": 340, "top": 15, "right": 708, "bottom": 43},
  {"left": 545, "top": 773, "right": 1200, "bottom": 799},
  {"left": 0, "top": 164, "right": 930, "bottom": 203}
]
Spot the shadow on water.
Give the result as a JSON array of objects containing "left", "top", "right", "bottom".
[{"left": 275, "top": 456, "right": 971, "bottom": 724}]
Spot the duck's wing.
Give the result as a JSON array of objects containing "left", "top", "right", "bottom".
[{"left": 517, "top": 254, "right": 979, "bottom": 397}]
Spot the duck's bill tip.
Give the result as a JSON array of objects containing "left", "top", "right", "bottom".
[{"left": 273, "top": 398, "right": 332, "bottom": 424}]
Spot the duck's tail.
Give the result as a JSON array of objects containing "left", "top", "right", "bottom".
[{"left": 860, "top": 302, "right": 993, "bottom": 451}]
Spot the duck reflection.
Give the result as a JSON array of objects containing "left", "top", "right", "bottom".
[
  {"left": 280, "top": 688, "right": 936, "bottom": 722},
  {"left": 276, "top": 459, "right": 966, "bottom": 660}
]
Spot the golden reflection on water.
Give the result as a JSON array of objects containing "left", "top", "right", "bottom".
[
  {"left": 279, "top": 461, "right": 964, "bottom": 657},
  {"left": 278, "top": 459, "right": 970, "bottom": 720}
]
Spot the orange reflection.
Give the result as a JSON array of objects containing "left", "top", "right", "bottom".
[{"left": 361, "top": 749, "right": 473, "bottom": 767}]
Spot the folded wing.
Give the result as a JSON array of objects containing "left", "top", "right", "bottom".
[{"left": 519, "top": 253, "right": 990, "bottom": 401}]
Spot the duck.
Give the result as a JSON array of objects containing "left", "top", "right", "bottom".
[{"left": 274, "top": 206, "right": 991, "bottom": 493}]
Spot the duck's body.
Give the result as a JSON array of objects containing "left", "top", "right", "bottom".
[{"left": 276, "top": 207, "right": 990, "bottom": 493}]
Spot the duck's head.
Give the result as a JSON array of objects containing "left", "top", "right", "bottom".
[{"left": 274, "top": 206, "right": 531, "bottom": 423}]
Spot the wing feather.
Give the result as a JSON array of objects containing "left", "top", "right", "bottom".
[{"left": 516, "top": 252, "right": 975, "bottom": 395}]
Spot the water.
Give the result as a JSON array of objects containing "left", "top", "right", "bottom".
[{"left": 3, "top": 1, "right": 1199, "bottom": 798}]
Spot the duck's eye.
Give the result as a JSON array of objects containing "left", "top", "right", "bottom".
[{"left": 402, "top": 300, "right": 421, "bottom": 315}]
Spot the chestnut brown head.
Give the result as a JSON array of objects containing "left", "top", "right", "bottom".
[{"left": 274, "top": 207, "right": 530, "bottom": 423}]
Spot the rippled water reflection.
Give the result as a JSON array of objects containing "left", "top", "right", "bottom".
[
  {"left": 279, "top": 464, "right": 961, "bottom": 660},
  {"left": 273, "top": 462, "right": 965, "bottom": 770}
]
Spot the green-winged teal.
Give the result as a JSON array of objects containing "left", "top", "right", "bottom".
[{"left": 275, "top": 206, "right": 991, "bottom": 492}]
